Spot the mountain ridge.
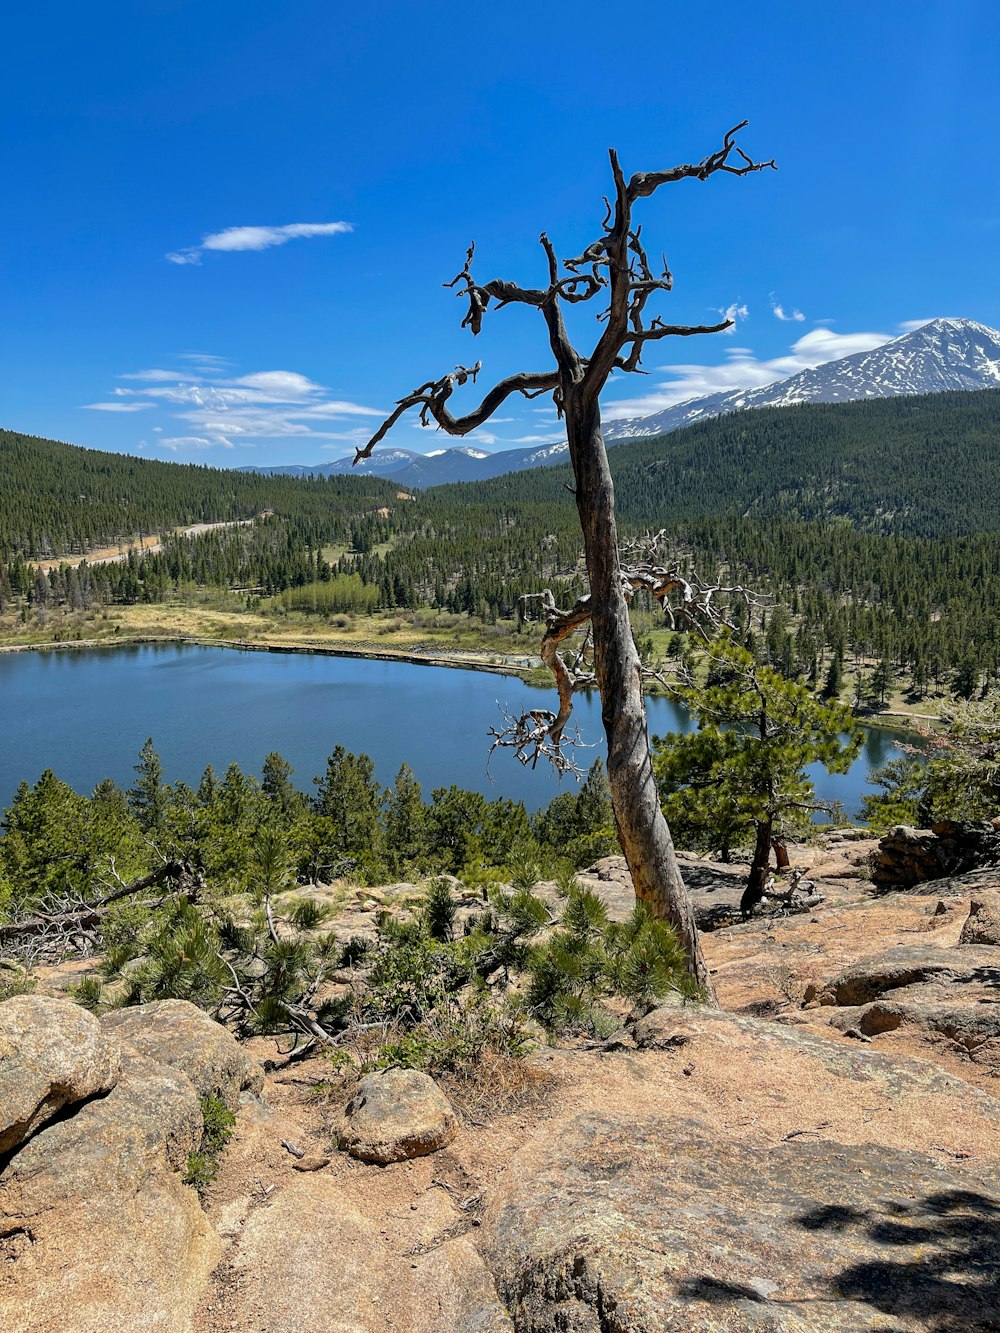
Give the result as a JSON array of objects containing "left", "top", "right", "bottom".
[
  {"left": 605, "top": 316, "right": 1000, "bottom": 440},
  {"left": 241, "top": 318, "right": 1000, "bottom": 486}
]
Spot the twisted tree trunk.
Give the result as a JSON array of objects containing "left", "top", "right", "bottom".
[{"left": 568, "top": 397, "right": 712, "bottom": 993}]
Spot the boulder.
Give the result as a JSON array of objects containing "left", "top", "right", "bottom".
[
  {"left": 960, "top": 890, "right": 1000, "bottom": 946},
  {"left": 810, "top": 944, "right": 999, "bottom": 1007},
  {"left": 337, "top": 1067, "right": 458, "bottom": 1164},
  {"left": 872, "top": 821, "right": 1000, "bottom": 892},
  {"left": 102, "top": 997, "right": 263, "bottom": 1111},
  {"left": 0, "top": 1050, "right": 217, "bottom": 1333},
  {"left": 480, "top": 1111, "right": 1000, "bottom": 1332},
  {"left": 0, "top": 995, "right": 120, "bottom": 1156}
]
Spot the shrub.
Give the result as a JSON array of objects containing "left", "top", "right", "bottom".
[
  {"left": 525, "top": 889, "right": 698, "bottom": 1035},
  {"left": 183, "top": 1094, "right": 236, "bottom": 1192},
  {"left": 423, "top": 877, "right": 457, "bottom": 941}
]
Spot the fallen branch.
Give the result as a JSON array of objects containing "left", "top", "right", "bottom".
[{"left": 0, "top": 859, "right": 202, "bottom": 947}]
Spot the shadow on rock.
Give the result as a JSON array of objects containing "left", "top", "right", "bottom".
[{"left": 797, "top": 1187, "right": 1000, "bottom": 1331}]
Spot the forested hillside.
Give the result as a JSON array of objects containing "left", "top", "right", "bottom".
[
  {"left": 2, "top": 389, "right": 999, "bottom": 701},
  {"left": 0, "top": 429, "right": 397, "bottom": 559},
  {"left": 447, "top": 388, "right": 1000, "bottom": 538}
]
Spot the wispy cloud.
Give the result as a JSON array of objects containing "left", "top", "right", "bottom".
[
  {"left": 86, "top": 358, "right": 384, "bottom": 454},
  {"left": 166, "top": 221, "right": 352, "bottom": 266},
  {"left": 507, "top": 432, "right": 566, "bottom": 445},
  {"left": 717, "top": 302, "right": 749, "bottom": 332},
  {"left": 83, "top": 401, "right": 156, "bottom": 413},
  {"left": 897, "top": 316, "right": 953, "bottom": 333},
  {"left": 604, "top": 324, "right": 894, "bottom": 420},
  {"left": 160, "top": 436, "right": 229, "bottom": 451},
  {"left": 770, "top": 293, "right": 805, "bottom": 322}
]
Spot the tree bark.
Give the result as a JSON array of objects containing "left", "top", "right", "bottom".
[
  {"left": 567, "top": 397, "right": 713, "bottom": 994},
  {"left": 741, "top": 818, "right": 774, "bottom": 917}
]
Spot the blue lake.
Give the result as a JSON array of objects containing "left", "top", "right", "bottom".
[{"left": 0, "top": 643, "right": 907, "bottom": 815}]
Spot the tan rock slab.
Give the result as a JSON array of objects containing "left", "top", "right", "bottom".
[
  {"left": 0, "top": 994, "right": 120, "bottom": 1155},
  {"left": 103, "top": 997, "right": 263, "bottom": 1111}
]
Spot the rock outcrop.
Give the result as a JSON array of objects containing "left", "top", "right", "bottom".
[
  {"left": 0, "top": 994, "right": 120, "bottom": 1155},
  {"left": 337, "top": 1067, "right": 458, "bottom": 1164},
  {"left": 477, "top": 1005, "right": 1000, "bottom": 1331},
  {"left": 482, "top": 1112, "right": 1000, "bottom": 1331},
  {"left": 872, "top": 821, "right": 1000, "bottom": 892},
  {"left": 960, "top": 888, "right": 1000, "bottom": 946},
  {"left": 102, "top": 998, "right": 263, "bottom": 1111},
  {"left": 807, "top": 935, "right": 1000, "bottom": 1074},
  {"left": 807, "top": 943, "right": 998, "bottom": 1007},
  {"left": 0, "top": 996, "right": 262, "bottom": 1333},
  {"left": 214, "top": 1174, "right": 511, "bottom": 1333}
]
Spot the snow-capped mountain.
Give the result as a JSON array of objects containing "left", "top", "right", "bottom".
[
  {"left": 243, "top": 319, "right": 1000, "bottom": 485},
  {"left": 604, "top": 318, "right": 1000, "bottom": 441},
  {"left": 237, "top": 448, "right": 427, "bottom": 480},
  {"left": 240, "top": 440, "right": 569, "bottom": 486}
]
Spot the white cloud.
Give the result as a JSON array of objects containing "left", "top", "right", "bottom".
[
  {"left": 118, "top": 368, "right": 193, "bottom": 382},
  {"left": 604, "top": 324, "right": 894, "bottom": 420},
  {"left": 508, "top": 432, "right": 567, "bottom": 445},
  {"left": 176, "top": 352, "right": 232, "bottom": 365},
  {"left": 717, "top": 302, "right": 748, "bottom": 332},
  {"left": 83, "top": 401, "right": 156, "bottom": 412},
  {"left": 92, "top": 359, "right": 385, "bottom": 454},
  {"left": 770, "top": 293, "right": 805, "bottom": 322},
  {"left": 166, "top": 221, "right": 352, "bottom": 265},
  {"left": 897, "top": 317, "right": 954, "bottom": 333}
]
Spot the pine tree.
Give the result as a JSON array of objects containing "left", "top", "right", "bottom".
[
  {"left": 383, "top": 763, "right": 426, "bottom": 871},
  {"left": 822, "top": 651, "right": 844, "bottom": 700},
  {"left": 128, "top": 739, "right": 167, "bottom": 833},
  {"left": 654, "top": 639, "right": 861, "bottom": 913}
]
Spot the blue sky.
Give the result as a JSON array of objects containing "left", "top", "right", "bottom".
[{"left": 1, "top": 1, "right": 998, "bottom": 466}]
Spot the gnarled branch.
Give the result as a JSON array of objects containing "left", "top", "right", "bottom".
[
  {"left": 492, "top": 542, "right": 758, "bottom": 777},
  {"left": 355, "top": 364, "right": 559, "bottom": 463},
  {"left": 356, "top": 124, "right": 773, "bottom": 458}
]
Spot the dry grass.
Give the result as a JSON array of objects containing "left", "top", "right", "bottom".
[{"left": 438, "top": 1050, "right": 557, "bottom": 1124}]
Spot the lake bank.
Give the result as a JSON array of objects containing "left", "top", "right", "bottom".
[
  {"left": 0, "top": 624, "right": 941, "bottom": 736},
  {"left": 0, "top": 632, "right": 539, "bottom": 681}
]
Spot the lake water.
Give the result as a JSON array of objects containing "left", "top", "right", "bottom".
[{"left": 0, "top": 643, "right": 907, "bottom": 816}]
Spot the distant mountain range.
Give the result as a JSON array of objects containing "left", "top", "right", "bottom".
[
  {"left": 240, "top": 317, "right": 1000, "bottom": 487},
  {"left": 605, "top": 316, "right": 1000, "bottom": 440},
  {"left": 238, "top": 440, "right": 570, "bottom": 488}
]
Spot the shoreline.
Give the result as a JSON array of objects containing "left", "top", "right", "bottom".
[
  {"left": 0, "top": 632, "right": 546, "bottom": 683},
  {"left": 0, "top": 632, "right": 935, "bottom": 737}
]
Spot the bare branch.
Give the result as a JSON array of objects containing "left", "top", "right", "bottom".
[
  {"left": 492, "top": 542, "right": 758, "bottom": 778},
  {"left": 355, "top": 364, "right": 559, "bottom": 462},
  {"left": 487, "top": 705, "right": 590, "bottom": 779},
  {"left": 626, "top": 121, "right": 777, "bottom": 200},
  {"left": 0, "top": 859, "right": 202, "bottom": 952}
]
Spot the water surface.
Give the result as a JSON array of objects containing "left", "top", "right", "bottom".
[{"left": 0, "top": 643, "right": 907, "bottom": 815}]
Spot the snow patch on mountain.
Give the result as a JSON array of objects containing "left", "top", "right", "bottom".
[{"left": 605, "top": 318, "right": 1000, "bottom": 441}]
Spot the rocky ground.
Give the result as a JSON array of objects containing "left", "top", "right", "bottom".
[{"left": 3, "top": 831, "right": 999, "bottom": 1332}]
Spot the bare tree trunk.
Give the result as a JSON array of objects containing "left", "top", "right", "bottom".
[
  {"left": 568, "top": 400, "right": 712, "bottom": 994},
  {"left": 356, "top": 128, "right": 773, "bottom": 994}
]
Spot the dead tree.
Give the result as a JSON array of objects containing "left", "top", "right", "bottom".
[
  {"left": 0, "top": 858, "right": 203, "bottom": 960},
  {"left": 358, "top": 125, "right": 774, "bottom": 991}
]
